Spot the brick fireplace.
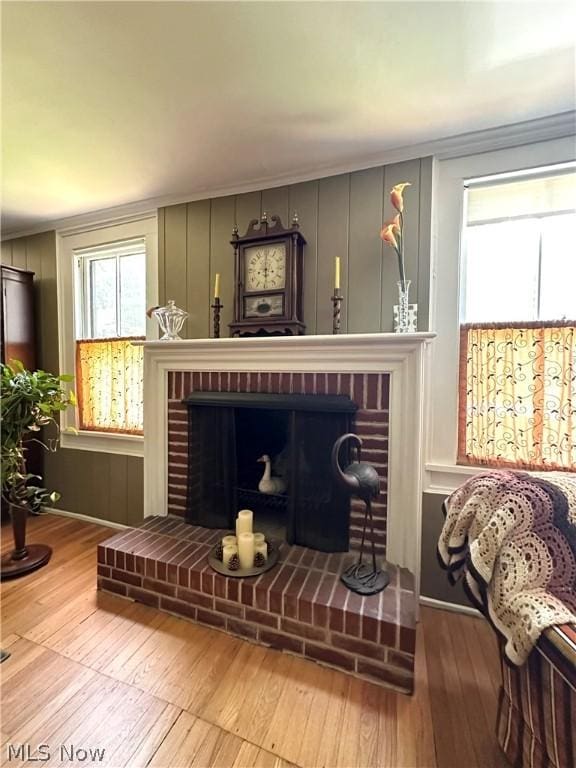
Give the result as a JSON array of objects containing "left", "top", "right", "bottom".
[
  {"left": 142, "top": 333, "right": 433, "bottom": 585},
  {"left": 98, "top": 333, "right": 434, "bottom": 693},
  {"left": 168, "top": 370, "right": 389, "bottom": 554}
]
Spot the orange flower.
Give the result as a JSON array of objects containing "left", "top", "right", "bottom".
[
  {"left": 380, "top": 223, "right": 398, "bottom": 249},
  {"left": 390, "top": 182, "right": 411, "bottom": 213}
]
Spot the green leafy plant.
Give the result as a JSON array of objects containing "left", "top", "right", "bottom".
[{"left": 1, "top": 360, "right": 76, "bottom": 513}]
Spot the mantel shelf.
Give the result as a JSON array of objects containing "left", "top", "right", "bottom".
[{"left": 136, "top": 332, "right": 436, "bottom": 351}]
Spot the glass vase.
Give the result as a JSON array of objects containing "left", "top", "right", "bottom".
[{"left": 394, "top": 280, "right": 413, "bottom": 333}]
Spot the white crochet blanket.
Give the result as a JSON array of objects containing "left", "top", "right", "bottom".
[{"left": 438, "top": 471, "right": 576, "bottom": 665}]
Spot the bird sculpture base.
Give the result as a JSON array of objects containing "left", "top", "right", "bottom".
[{"left": 341, "top": 562, "right": 390, "bottom": 596}]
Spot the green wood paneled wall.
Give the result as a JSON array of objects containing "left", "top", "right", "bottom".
[
  {"left": 1, "top": 154, "right": 431, "bottom": 528},
  {"left": 158, "top": 157, "right": 433, "bottom": 335},
  {"left": 421, "top": 492, "right": 468, "bottom": 606},
  {"left": 1, "top": 233, "right": 144, "bottom": 526}
]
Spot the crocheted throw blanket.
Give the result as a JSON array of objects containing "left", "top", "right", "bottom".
[{"left": 438, "top": 471, "right": 576, "bottom": 665}]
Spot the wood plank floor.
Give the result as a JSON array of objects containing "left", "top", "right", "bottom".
[{"left": 1, "top": 514, "right": 509, "bottom": 768}]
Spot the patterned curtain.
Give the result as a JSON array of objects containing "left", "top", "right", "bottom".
[
  {"left": 458, "top": 323, "right": 575, "bottom": 471},
  {"left": 76, "top": 338, "right": 144, "bottom": 434}
]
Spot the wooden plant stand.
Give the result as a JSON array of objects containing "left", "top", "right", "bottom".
[{"left": 1, "top": 503, "right": 52, "bottom": 580}]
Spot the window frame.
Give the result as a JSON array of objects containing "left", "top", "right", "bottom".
[
  {"left": 425, "top": 137, "right": 575, "bottom": 494},
  {"left": 57, "top": 215, "right": 158, "bottom": 456}
]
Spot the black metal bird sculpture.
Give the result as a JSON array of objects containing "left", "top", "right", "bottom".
[{"left": 331, "top": 433, "right": 389, "bottom": 595}]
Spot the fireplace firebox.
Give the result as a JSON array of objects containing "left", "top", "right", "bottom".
[{"left": 184, "top": 392, "right": 357, "bottom": 552}]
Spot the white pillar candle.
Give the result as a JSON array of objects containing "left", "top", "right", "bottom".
[
  {"left": 222, "top": 535, "right": 237, "bottom": 548},
  {"left": 222, "top": 544, "right": 238, "bottom": 568},
  {"left": 255, "top": 541, "right": 268, "bottom": 562},
  {"left": 238, "top": 532, "right": 255, "bottom": 570},
  {"left": 253, "top": 532, "right": 265, "bottom": 546},
  {"left": 236, "top": 509, "right": 253, "bottom": 537}
]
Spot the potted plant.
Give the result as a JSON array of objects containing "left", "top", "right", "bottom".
[{"left": 1, "top": 360, "right": 75, "bottom": 580}]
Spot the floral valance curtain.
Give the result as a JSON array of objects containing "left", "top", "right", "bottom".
[
  {"left": 458, "top": 323, "right": 575, "bottom": 471},
  {"left": 76, "top": 338, "right": 144, "bottom": 434}
]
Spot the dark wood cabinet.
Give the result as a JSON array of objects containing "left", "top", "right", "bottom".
[
  {"left": 1, "top": 266, "right": 41, "bottom": 494},
  {"left": 1, "top": 266, "right": 36, "bottom": 370}
]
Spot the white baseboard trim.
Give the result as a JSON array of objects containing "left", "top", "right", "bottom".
[
  {"left": 45, "top": 507, "right": 130, "bottom": 530},
  {"left": 420, "top": 595, "right": 481, "bottom": 618}
]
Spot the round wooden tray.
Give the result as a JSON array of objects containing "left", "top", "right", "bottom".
[{"left": 209, "top": 540, "right": 279, "bottom": 578}]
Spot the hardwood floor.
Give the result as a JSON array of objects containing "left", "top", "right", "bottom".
[{"left": 1, "top": 514, "right": 509, "bottom": 768}]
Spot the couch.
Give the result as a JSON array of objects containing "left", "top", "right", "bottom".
[{"left": 438, "top": 470, "right": 576, "bottom": 768}]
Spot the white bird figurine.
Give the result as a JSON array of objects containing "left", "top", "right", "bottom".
[{"left": 257, "top": 454, "right": 286, "bottom": 495}]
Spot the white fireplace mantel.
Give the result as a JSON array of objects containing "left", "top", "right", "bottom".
[{"left": 140, "top": 332, "right": 435, "bottom": 596}]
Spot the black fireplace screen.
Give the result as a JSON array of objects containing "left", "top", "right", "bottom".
[{"left": 184, "top": 392, "right": 356, "bottom": 552}]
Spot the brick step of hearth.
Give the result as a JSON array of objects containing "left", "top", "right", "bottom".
[{"left": 97, "top": 515, "right": 416, "bottom": 694}]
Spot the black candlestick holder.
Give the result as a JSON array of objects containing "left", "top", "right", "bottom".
[
  {"left": 331, "top": 290, "right": 343, "bottom": 334},
  {"left": 211, "top": 297, "right": 222, "bottom": 338}
]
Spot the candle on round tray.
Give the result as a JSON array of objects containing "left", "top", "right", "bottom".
[
  {"left": 236, "top": 509, "right": 253, "bottom": 538},
  {"left": 222, "top": 544, "right": 238, "bottom": 568},
  {"left": 253, "top": 532, "right": 265, "bottom": 546},
  {"left": 254, "top": 541, "right": 268, "bottom": 562},
  {"left": 222, "top": 534, "right": 237, "bottom": 548},
  {"left": 238, "top": 532, "right": 255, "bottom": 569}
]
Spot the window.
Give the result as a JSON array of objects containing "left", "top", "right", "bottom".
[
  {"left": 75, "top": 239, "right": 146, "bottom": 339},
  {"left": 458, "top": 167, "right": 576, "bottom": 471},
  {"left": 74, "top": 239, "right": 146, "bottom": 435},
  {"left": 57, "top": 215, "right": 157, "bottom": 456},
  {"left": 462, "top": 171, "right": 576, "bottom": 324},
  {"left": 426, "top": 137, "right": 574, "bottom": 492}
]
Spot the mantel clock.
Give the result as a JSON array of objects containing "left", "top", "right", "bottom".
[{"left": 229, "top": 212, "right": 306, "bottom": 337}]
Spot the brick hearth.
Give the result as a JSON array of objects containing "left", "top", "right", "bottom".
[
  {"left": 166, "top": 370, "right": 390, "bottom": 554},
  {"left": 97, "top": 515, "right": 416, "bottom": 693}
]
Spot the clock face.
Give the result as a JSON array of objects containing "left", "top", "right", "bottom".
[{"left": 244, "top": 243, "right": 286, "bottom": 291}]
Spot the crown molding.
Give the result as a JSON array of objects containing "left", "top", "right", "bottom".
[
  {"left": 3, "top": 111, "right": 575, "bottom": 241},
  {"left": 429, "top": 110, "right": 575, "bottom": 160},
  {"left": 57, "top": 210, "right": 157, "bottom": 238}
]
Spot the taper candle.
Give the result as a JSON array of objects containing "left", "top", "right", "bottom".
[
  {"left": 223, "top": 544, "right": 238, "bottom": 568},
  {"left": 236, "top": 509, "right": 253, "bottom": 537},
  {"left": 238, "top": 532, "right": 255, "bottom": 569},
  {"left": 334, "top": 257, "right": 341, "bottom": 290},
  {"left": 214, "top": 272, "right": 221, "bottom": 299}
]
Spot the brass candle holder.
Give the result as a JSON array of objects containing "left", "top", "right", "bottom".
[
  {"left": 211, "top": 297, "right": 222, "bottom": 338},
  {"left": 331, "top": 289, "right": 343, "bottom": 334}
]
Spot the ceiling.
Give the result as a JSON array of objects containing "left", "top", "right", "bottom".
[{"left": 2, "top": 1, "right": 575, "bottom": 235}]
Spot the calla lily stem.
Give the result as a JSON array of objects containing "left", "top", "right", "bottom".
[{"left": 380, "top": 184, "right": 411, "bottom": 292}]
